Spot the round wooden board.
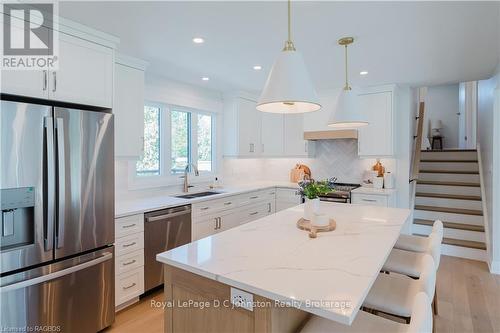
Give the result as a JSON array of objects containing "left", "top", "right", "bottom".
[{"left": 297, "top": 218, "right": 336, "bottom": 238}]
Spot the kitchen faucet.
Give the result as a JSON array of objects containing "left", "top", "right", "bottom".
[{"left": 181, "top": 163, "right": 199, "bottom": 193}]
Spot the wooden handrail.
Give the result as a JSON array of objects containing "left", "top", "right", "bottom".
[{"left": 410, "top": 102, "right": 425, "bottom": 182}]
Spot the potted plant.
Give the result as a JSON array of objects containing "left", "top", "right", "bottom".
[{"left": 298, "top": 179, "right": 334, "bottom": 220}]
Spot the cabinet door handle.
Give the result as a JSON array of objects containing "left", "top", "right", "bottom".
[
  {"left": 122, "top": 223, "right": 136, "bottom": 229},
  {"left": 249, "top": 143, "right": 255, "bottom": 153},
  {"left": 217, "top": 217, "right": 222, "bottom": 229},
  {"left": 361, "top": 199, "right": 377, "bottom": 202},
  {"left": 250, "top": 196, "right": 258, "bottom": 199},
  {"left": 262, "top": 143, "right": 265, "bottom": 152},
  {"left": 43, "top": 70, "right": 48, "bottom": 91},
  {"left": 200, "top": 207, "right": 209, "bottom": 211},
  {"left": 123, "top": 283, "right": 136, "bottom": 290},
  {"left": 122, "top": 242, "right": 136, "bottom": 248},
  {"left": 224, "top": 202, "right": 232, "bottom": 206},
  {"left": 268, "top": 203, "right": 272, "bottom": 213},
  {"left": 52, "top": 72, "right": 57, "bottom": 92},
  {"left": 122, "top": 259, "right": 136, "bottom": 266},
  {"left": 249, "top": 211, "right": 258, "bottom": 216},
  {"left": 214, "top": 218, "right": 218, "bottom": 230}
]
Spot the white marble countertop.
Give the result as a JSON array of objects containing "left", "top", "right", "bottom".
[
  {"left": 156, "top": 202, "right": 411, "bottom": 325},
  {"left": 115, "top": 181, "right": 300, "bottom": 218},
  {"left": 351, "top": 186, "right": 397, "bottom": 196}
]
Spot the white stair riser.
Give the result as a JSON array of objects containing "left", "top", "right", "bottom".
[
  {"left": 418, "top": 172, "right": 479, "bottom": 183},
  {"left": 414, "top": 210, "right": 484, "bottom": 226},
  {"left": 413, "top": 224, "right": 485, "bottom": 242},
  {"left": 415, "top": 196, "right": 482, "bottom": 210},
  {"left": 419, "top": 162, "right": 479, "bottom": 172},
  {"left": 420, "top": 151, "right": 477, "bottom": 161},
  {"left": 416, "top": 184, "right": 481, "bottom": 196},
  {"left": 441, "top": 246, "right": 487, "bottom": 262}
]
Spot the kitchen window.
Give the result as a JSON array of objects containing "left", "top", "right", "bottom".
[{"left": 134, "top": 103, "right": 215, "bottom": 184}]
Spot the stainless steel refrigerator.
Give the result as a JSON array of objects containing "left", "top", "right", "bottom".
[{"left": 0, "top": 99, "right": 115, "bottom": 332}]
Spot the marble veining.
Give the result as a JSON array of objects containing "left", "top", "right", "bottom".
[{"left": 156, "top": 202, "right": 411, "bottom": 325}]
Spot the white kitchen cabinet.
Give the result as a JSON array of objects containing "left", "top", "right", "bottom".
[
  {"left": 224, "top": 95, "right": 262, "bottom": 157},
  {"left": 275, "top": 188, "right": 302, "bottom": 212},
  {"left": 192, "top": 215, "right": 219, "bottom": 240},
  {"left": 261, "top": 112, "right": 283, "bottom": 156},
  {"left": 1, "top": 15, "right": 50, "bottom": 99},
  {"left": 283, "top": 114, "right": 312, "bottom": 156},
  {"left": 114, "top": 56, "right": 147, "bottom": 158},
  {"left": 50, "top": 33, "right": 113, "bottom": 108},
  {"left": 357, "top": 89, "right": 394, "bottom": 157},
  {"left": 351, "top": 189, "right": 397, "bottom": 207},
  {"left": 114, "top": 214, "right": 145, "bottom": 309}
]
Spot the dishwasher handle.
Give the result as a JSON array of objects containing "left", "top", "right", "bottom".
[{"left": 145, "top": 210, "right": 191, "bottom": 222}]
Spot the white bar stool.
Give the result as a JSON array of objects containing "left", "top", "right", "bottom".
[
  {"left": 363, "top": 254, "right": 436, "bottom": 322},
  {"left": 301, "top": 292, "right": 432, "bottom": 333}
]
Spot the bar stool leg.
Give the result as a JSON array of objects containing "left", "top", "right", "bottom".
[{"left": 432, "top": 286, "right": 438, "bottom": 315}]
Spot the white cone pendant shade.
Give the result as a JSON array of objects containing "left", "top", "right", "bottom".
[
  {"left": 257, "top": 50, "right": 321, "bottom": 113},
  {"left": 327, "top": 89, "right": 368, "bottom": 128}
]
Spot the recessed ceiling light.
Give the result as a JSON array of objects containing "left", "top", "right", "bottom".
[
  {"left": 360, "top": 71, "right": 369, "bottom": 76},
  {"left": 253, "top": 65, "right": 262, "bottom": 71},
  {"left": 192, "top": 37, "right": 204, "bottom": 44},
  {"left": 201, "top": 77, "right": 210, "bottom": 81}
]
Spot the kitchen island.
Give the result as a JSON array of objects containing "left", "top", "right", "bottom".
[{"left": 156, "top": 202, "right": 411, "bottom": 332}]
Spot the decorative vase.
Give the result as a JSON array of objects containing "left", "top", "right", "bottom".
[{"left": 304, "top": 198, "right": 320, "bottom": 221}]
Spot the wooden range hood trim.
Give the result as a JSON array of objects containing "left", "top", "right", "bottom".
[{"left": 303, "top": 129, "right": 358, "bottom": 141}]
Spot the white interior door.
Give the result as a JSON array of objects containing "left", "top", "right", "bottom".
[{"left": 458, "top": 81, "right": 477, "bottom": 149}]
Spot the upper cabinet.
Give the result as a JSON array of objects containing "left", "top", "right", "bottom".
[
  {"left": 1, "top": 13, "right": 117, "bottom": 108},
  {"left": 50, "top": 33, "right": 114, "bottom": 108},
  {"left": 357, "top": 86, "right": 395, "bottom": 157},
  {"left": 223, "top": 94, "right": 313, "bottom": 158},
  {"left": 114, "top": 55, "right": 148, "bottom": 158}
]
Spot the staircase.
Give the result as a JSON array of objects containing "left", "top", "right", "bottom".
[{"left": 413, "top": 149, "right": 487, "bottom": 261}]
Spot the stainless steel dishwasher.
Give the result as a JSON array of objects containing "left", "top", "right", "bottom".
[{"left": 144, "top": 205, "right": 191, "bottom": 292}]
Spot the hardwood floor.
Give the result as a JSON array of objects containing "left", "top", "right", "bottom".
[{"left": 105, "top": 256, "right": 500, "bottom": 333}]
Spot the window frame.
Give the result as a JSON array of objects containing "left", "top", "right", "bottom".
[{"left": 128, "top": 102, "right": 217, "bottom": 190}]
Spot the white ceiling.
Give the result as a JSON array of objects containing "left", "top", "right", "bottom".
[{"left": 60, "top": 1, "right": 500, "bottom": 93}]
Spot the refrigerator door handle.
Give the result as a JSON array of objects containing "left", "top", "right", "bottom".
[
  {"left": 0, "top": 252, "right": 113, "bottom": 293},
  {"left": 55, "top": 118, "right": 66, "bottom": 249},
  {"left": 44, "top": 117, "right": 55, "bottom": 252}
]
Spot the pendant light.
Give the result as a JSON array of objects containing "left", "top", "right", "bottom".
[
  {"left": 257, "top": 0, "right": 321, "bottom": 114},
  {"left": 328, "top": 37, "right": 368, "bottom": 128}
]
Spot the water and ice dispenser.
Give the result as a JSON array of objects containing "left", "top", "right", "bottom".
[{"left": 1, "top": 187, "right": 35, "bottom": 251}]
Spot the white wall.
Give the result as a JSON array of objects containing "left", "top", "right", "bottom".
[
  {"left": 477, "top": 72, "right": 500, "bottom": 272},
  {"left": 115, "top": 74, "right": 224, "bottom": 200},
  {"left": 424, "top": 84, "right": 460, "bottom": 148}
]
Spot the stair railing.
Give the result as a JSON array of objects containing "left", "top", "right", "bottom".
[{"left": 410, "top": 102, "right": 425, "bottom": 183}]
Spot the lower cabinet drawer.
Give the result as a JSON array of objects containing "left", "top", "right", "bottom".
[
  {"left": 351, "top": 194, "right": 388, "bottom": 207},
  {"left": 240, "top": 201, "right": 273, "bottom": 224},
  {"left": 115, "top": 249, "right": 144, "bottom": 276},
  {"left": 115, "top": 266, "right": 144, "bottom": 306},
  {"left": 116, "top": 232, "right": 144, "bottom": 257}
]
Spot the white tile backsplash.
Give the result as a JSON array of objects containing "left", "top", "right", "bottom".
[{"left": 222, "top": 140, "right": 396, "bottom": 184}]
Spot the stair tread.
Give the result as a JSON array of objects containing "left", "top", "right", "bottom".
[
  {"left": 419, "top": 170, "right": 479, "bottom": 174},
  {"left": 415, "top": 205, "right": 483, "bottom": 216},
  {"left": 413, "top": 219, "right": 485, "bottom": 232},
  {"left": 442, "top": 238, "right": 486, "bottom": 250},
  {"left": 417, "top": 180, "right": 480, "bottom": 187},
  {"left": 421, "top": 149, "right": 477, "bottom": 152},
  {"left": 415, "top": 192, "right": 482, "bottom": 201},
  {"left": 420, "top": 159, "right": 478, "bottom": 163}
]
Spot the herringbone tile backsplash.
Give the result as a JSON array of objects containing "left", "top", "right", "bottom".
[{"left": 223, "top": 140, "right": 395, "bottom": 184}]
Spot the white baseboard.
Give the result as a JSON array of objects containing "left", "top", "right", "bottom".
[
  {"left": 488, "top": 260, "right": 500, "bottom": 275},
  {"left": 441, "top": 244, "right": 487, "bottom": 262}
]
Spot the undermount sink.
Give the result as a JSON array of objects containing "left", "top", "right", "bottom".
[{"left": 174, "top": 191, "right": 223, "bottom": 199}]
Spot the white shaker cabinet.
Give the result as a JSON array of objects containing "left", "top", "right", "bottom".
[
  {"left": 357, "top": 88, "right": 394, "bottom": 157},
  {"left": 50, "top": 33, "right": 114, "bottom": 108},
  {"left": 283, "top": 114, "right": 312, "bottom": 156},
  {"left": 261, "top": 112, "right": 284, "bottom": 156},
  {"left": 114, "top": 56, "right": 148, "bottom": 158},
  {"left": 224, "top": 95, "right": 262, "bottom": 157}
]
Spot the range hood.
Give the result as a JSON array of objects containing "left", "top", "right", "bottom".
[{"left": 303, "top": 129, "right": 357, "bottom": 141}]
